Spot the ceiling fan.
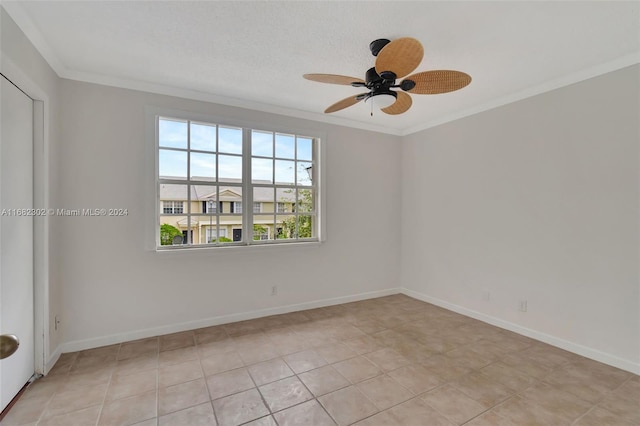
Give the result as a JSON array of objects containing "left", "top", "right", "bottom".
[{"left": 304, "top": 38, "right": 471, "bottom": 115}]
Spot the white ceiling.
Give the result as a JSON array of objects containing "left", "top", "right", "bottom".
[{"left": 5, "top": 1, "right": 639, "bottom": 135}]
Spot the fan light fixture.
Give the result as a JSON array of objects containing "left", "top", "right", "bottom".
[{"left": 304, "top": 37, "right": 471, "bottom": 116}]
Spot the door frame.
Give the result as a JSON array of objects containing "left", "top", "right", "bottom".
[{"left": 1, "top": 55, "right": 50, "bottom": 375}]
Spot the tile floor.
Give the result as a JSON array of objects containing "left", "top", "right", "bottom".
[{"left": 1, "top": 295, "right": 639, "bottom": 426}]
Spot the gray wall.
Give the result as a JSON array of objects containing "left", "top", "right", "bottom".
[
  {"left": 57, "top": 79, "right": 402, "bottom": 348},
  {"left": 1, "top": 8, "right": 63, "bottom": 362},
  {"left": 401, "top": 65, "right": 639, "bottom": 372}
]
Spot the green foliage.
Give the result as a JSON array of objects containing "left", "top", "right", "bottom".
[
  {"left": 211, "top": 236, "right": 232, "bottom": 243},
  {"left": 279, "top": 189, "right": 313, "bottom": 239},
  {"left": 160, "top": 223, "right": 182, "bottom": 245},
  {"left": 253, "top": 224, "right": 268, "bottom": 240}
]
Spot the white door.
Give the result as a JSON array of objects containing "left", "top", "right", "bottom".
[{"left": 0, "top": 75, "right": 34, "bottom": 412}]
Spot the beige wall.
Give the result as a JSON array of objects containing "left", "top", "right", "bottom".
[{"left": 401, "top": 65, "right": 639, "bottom": 372}]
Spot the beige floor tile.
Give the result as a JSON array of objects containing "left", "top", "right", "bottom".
[
  {"left": 107, "top": 369, "right": 157, "bottom": 401},
  {"left": 258, "top": 376, "right": 313, "bottom": 412},
  {"left": 0, "top": 395, "right": 51, "bottom": 426},
  {"left": 194, "top": 326, "right": 229, "bottom": 345},
  {"left": 332, "top": 356, "right": 382, "bottom": 384},
  {"left": 273, "top": 399, "right": 336, "bottom": 426},
  {"left": 343, "top": 336, "right": 385, "bottom": 355},
  {"left": 159, "top": 331, "right": 195, "bottom": 352},
  {"left": 299, "top": 365, "right": 350, "bottom": 397},
  {"left": 479, "top": 362, "right": 537, "bottom": 392},
  {"left": 243, "top": 415, "right": 277, "bottom": 426},
  {"left": 363, "top": 347, "right": 411, "bottom": 372},
  {"left": 247, "top": 357, "right": 294, "bottom": 386},
  {"left": 37, "top": 405, "right": 102, "bottom": 426},
  {"left": 422, "top": 384, "right": 487, "bottom": 425},
  {"left": 238, "top": 343, "right": 281, "bottom": 365},
  {"left": 356, "top": 398, "right": 455, "bottom": 426},
  {"left": 283, "top": 349, "right": 327, "bottom": 373},
  {"left": 118, "top": 338, "right": 159, "bottom": 361},
  {"left": 463, "top": 410, "right": 515, "bottom": 426},
  {"left": 519, "top": 382, "right": 592, "bottom": 422},
  {"left": 212, "top": 388, "right": 269, "bottom": 426},
  {"left": 4, "top": 296, "right": 638, "bottom": 426},
  {"left": 114, "top": 352, "right": 159, "bottom": 376},
  {"left": 158, "top": 377, "right": 209, "bottom": 416},
  {"left": 200, "top": 351, "right": 244, "bottom": 376},
  {"left": 356, "top": 375, "right": 413, "bottom": 410},
  {"left": 491, "top": 396, "right": 569, "bottom": 425},
  {"left": 315, "top": 342, "right": 358, "bottom": 364},
  {"left": 574, "top": 407, "right": 636, "bottom": 426},
  {"left": 159, "top": 360, "right": 203, "bottom": 388},
  {"left": 452, "top": 371, "right": 513, "bottom": 408},
  {"left": 205, "top": 367, "right": 255, "bottom": 400},
  {"left": 43, "top": 383, "right": 107, "bottom": 418},
  {"left": 98, "top": 390, "right": 157, "bottom": 426},
  {"left": 159, "top": 346, "right": 198, "bottom": 366},
  {"left": 318, "top": 386, "right": 378, "bottom": 426},
  {"left": 387, "top": 364, "right": 442, "bottom": 395},
  {"left": 158, "top": 402, "right": 216, "bottom": 426}
]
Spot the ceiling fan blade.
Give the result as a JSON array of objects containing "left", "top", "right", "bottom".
[
  {"left": 324, "top": 93, "right": 368, "bottom": 113},
  {"left": 381, "top": 92, "right": 412, "bottom": 115},
  {"left": 404, "top": 70, "right": 472, "bottom": 94},
  {"left": 304, "top": 74, "right": 365, "bottom": 86},
  {"left": 375, "top": 37, "right": 424, "bottom": 79}
]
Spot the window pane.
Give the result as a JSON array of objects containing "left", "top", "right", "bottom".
[
  {"left": 275, "top": 133, "right": 295, "bottom": 159},
  {"left": 220, "top": 215, "right": 243, "bottom": 243},
  {"left": 191, "top": 185, "right": 217, "bottom": 213},
  {"left": 275, "top": 215, "right": 296, "bottom": 240},
  {"left": 297, "top": 161, "right": 313, "bottom": 186},
  {"left": 252, "top": 158, "right": 272, "bottom": 183},
  {"left": 219, "top": 126, "right": 242, "bottom": 154},
  {"left": 252, "top": 130, "right": 273, "bottom": 157},
  {"left": 254, "top": 187, "right": 275, "bottom": 213},
  {"left": 297, "top": 137, "right": 313, "bottom": 161},
  {"left": 217, "top": 187, "right": 242, "bottom": 214},
  {"left": 190, "top": 152, "right": 216, "bottom": 180},
  {"left": 159, "top": 184, "right": 187, "bottom": 245},
  {"left": 275, "top": 160, "right": 295, "bottom": 184},
  {"left": 190, "top": 122, "right": 216, "bottom": 152},
  {"left": 159, "top": 149, "right": 187, "bottom": 179},
  {"left": 296, "top": 188, "right": 314, "bottom": 212},
  {"left": 298, "top": 215, "right": 314, "bottom": 238},
  {"left": 191, "top": 215, "right": 218, "bottom": 245},
  {"left": 218, "top": 155, "right": 242, "bottom": 180},
  {"left": 252, "top": 219, "right": 271, "bottom": 240},
  {"left": 276, "top": 187, "right": 295, "bottom": 210},
  {"left": 159, "top": 118, "right": 187, "bottom": 149}
]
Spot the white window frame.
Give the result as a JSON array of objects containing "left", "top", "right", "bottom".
[
  {"left": 253, "top": 202, "right": 262, "bottom": 213},
  {"left": 151, "top": 108, "right": 325, "bottom": 250},
  {"left": 163, "top": 201, "right": 183, "bottom": 214}
]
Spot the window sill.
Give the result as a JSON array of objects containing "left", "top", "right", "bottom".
[{"left": 154, "top": 239, "right": 322, "bottom": 255}]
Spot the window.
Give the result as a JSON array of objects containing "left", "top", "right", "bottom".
[
  {"left": 157, "top": 115, "right": 320, "bottom": 248},
  {"left": 163, "top": 201, "right": 183, "bottom": 214}
]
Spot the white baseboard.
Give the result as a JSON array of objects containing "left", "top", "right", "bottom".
[
  {"left": 401, "top": 288, "right": 640, "bottom": 375},
  {"left": 60, "top": 288, "right": 401, "bottom": 353},
  {"left": 45, "top": 345, "right": 62, "bottom": 375}
]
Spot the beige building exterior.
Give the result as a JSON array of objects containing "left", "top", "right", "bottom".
[{"left": 159, "top": 182, "right": 304, "bottom": 244}]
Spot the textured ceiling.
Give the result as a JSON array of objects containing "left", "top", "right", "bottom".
[{"left": 4, "top": 1, "right": 639, "bottom": 135}]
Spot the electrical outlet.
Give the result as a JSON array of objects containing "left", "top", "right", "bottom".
[
  {"left": 271, "top": 285, "right": 278, "bottom": 296},
  {"left": 55, "top": 315, "right": 60, "bottom": 331},
  {"left": 519, "top": 300, "right": 528, "bottom": 312}
]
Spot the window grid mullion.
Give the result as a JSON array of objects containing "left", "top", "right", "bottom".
[
  {"left": 186, "top": 120, "right": 192, "bottom": 244},
  {"left": 243, "top": 127, "right": 253, "bottom": 244}
]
